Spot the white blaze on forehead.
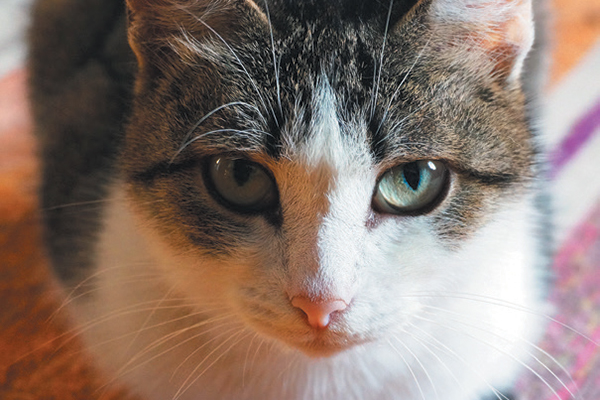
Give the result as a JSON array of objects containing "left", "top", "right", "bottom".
[{"left": 301, "top": 76, "right": 368, "bottom": 170}]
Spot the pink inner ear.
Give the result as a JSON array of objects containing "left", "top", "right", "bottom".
[
  {"left": 434, "top": 0, "right": 535, "bottom": 83},
  {"left": 474, "top": 1, "right": 534, "bottom": 82}
]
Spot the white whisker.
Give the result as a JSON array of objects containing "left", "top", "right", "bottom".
[
  {"left": 49, "top": 300, "right": 206, "bottom": 355},
  {"left": 52, "top": 273, "right": 166, "bottom": 321},
  {"left": 177, "top": 9, "right": 275, "bottom": 126},
  {"left": 420, "top": 303, "right": 579, "bottom": 398},
  {"left": 277, "top": 349, "right": 301, "bottom": 380},
  {"left": 170, "top": 323, "right": 241, "bottom": 379},
  {"left": 50, "top": 262, "right": 155, "bottom": 322},
  {"left": 406, "top": 291, "right": 599, "bottom": 347},
  {"left": 242, "top": 332, "right": 260, "bottom": 388},
  {"left": 84, "top": 306, "right": 232, "bottom": 356},
  {"left": 44, "top": 198, "right": 112, "bottom": 211},
  {"left": 406, "top": 322, "right": 512, "bottom": 400},
  {"left": 398, "top": 326, "right": 468, "bottom": 395},
  {"left": 250, "top": 335, "right": 267, "bottom": 372},
  {"left": 123, "top": 285, "right": 179, "bottom": 355},
  {"left": 377, "top": 34, "right": 432, "bottom": 135},
  {"left": 413, "top": 313, "right": 565, "bottom": 400},
  {"left": 173, "top": 329, "right": 250, "bottom": 400},
  {"left": 263, "top": 0, "right": 282, "bottom": 118},
  {"left": 387, "top": 338, "right": 427, "bottom": 400},
  {"left": 370, "top": 0, "right": 394, "bottom": 121},
  {"left": 170, "top": 101, "right": 265, "bottom": 163},
  {"left": 390, "top": 334, "right": 440, "bottom": 400},
  {"left": 107, "top": 316, "right": 239, "bottom": 390},
  {"left": 174, "top": 127, "right": 270, "bottom": 161}
]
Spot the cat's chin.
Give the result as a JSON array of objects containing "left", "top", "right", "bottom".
[
  {"left": 293, "top": 338, "right": 366, "bottom": 358},
  {"left": 268, "top": 328, "right": 372, "bottom": 359}
]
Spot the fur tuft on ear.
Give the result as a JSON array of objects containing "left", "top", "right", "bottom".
[
  {"left": 125, "top": 0, "right": 267, "bottom": 77},
  {"left": 431, "top": 0, "right": 534, "bottom": 85}
]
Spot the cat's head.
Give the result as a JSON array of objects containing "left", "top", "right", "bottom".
[{"left": 120, "top": 0, "right": 538, "bottom": 357}]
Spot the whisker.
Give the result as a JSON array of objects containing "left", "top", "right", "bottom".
[
  {"left": 397, "top": 326, "right": 468, "bottom": 396},
  {"left": 125, "top": 306, "right": 233, "bottom": 356},
  {"left": 250, "top": 335, "right": 267, "bottom": 371},
  {"left": 173, "top": 127, "right": 270, "bottom": 162},
  {"left": 405, "top": 291, "right": 600, "bottom": 347},
  {"left": 178, "top": 9, "right": 275, "bottom": 125},
  {"left": 107, "top": 316, "right": 239, "bottom": 389},
  {"left": 44, "top": 198, "right": 113, "bottom": 211},
  {"left": 386, "top": 338, "right": 427, "bottom": 400},
  {"left": 242, "top": 332, "right": 260, "bottom": 388},
  {"left": 389, "top": 334, "right": 440, "bottom": 400},
  {"left": 16, "top": 296, "right": 197, "bottom": 364},
  {"left": 266, "top": 336, "right": 279, "bottom": 355},
  {"left": 420, "top": 303, "right": 579, "bottom": 398},
  {"left": 170, "top": 323, "right": 241, "bottom": 379},
  {"left": 413, "top": 313, "right": 566, "bottom": 400},
  {"left": 277, "top": 349, "right": 301, "bottom": 380},
  {"left": 43, "top": 197, "right": 165, "bottom": 213},
  {"left": 83, "top": 306, "right": 232, "bottom": 356},
  {"left": 377, "top": 34, "right": 433, "bottom": 135},
  {"left": 406, "top": 321, "right": 511, "bottom": 400},
  {"left": 96, "top": 319, "right": 239, "bottom": 398},
  {"left": 123, "top": 284, "right": 179, "bottom": 355},
  {"left": 370, "top": 0, "right": 395, "bottom": 121},
  {"left": 50, "top": 300, "right": 206, "bottom": 353},
  {"left": 170, "top": 101, "right": 265, "bottom": 163},
  {"left": 263, "top": 0, "right": 282, "bottom": 117},
  {"left": 173, "top": 328, "right": 251, "bottom": 400},
  {"left": 50, "top": 270, "right": 166, "bottom": 322}
]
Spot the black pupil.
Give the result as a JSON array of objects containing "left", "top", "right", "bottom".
[
  {"left": 403, "top": 162, "right": 421, "bottom": 191},
  {"left": 233, "top": 160, "right": 254, "bottom": 186}
]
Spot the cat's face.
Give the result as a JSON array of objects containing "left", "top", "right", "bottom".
[{"left": 120, "top": 0, "right": 537, "bottom": 357}]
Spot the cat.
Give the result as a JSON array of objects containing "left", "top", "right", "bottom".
[{"left": 29, "top": 0, "right": 552, "bottom": 399}]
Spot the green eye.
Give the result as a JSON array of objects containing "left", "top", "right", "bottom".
[
  {"left": 207, "top": 156, "right": 278, "bottom": 213},
  {"left": 373, "top": 160, "right": 448, "bottom": 214}
]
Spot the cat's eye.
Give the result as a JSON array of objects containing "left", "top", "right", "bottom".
[
  {"left": 206, "top": 156, "right": 278, "bottom": 213},
  {"left": 373, "top": 160, "right": 449, "bottom": 215}
]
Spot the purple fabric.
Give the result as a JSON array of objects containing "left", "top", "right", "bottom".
[
  {"left": 549, "top": 99, "right": 600, "bottom": 178},
  {"left": 517, "top": 204, "right": 600, "bottom": 400},
  {"left": 516, "top": 95, "right": 600, "bottom": 399}
]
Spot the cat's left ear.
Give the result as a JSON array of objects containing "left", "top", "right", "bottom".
[{"left": 431, "top": 0, "right": 535, "bottom": 85}]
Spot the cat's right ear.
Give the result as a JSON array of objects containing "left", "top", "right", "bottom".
[
  {"left": 125, "top": 0, "right": 174, "bottom": 75},
  {"left": 125, "top": 0, "right": 269, "bottom": 81},
  {"left": 125, "top": 0, "right": 214, "bottom": 77}
]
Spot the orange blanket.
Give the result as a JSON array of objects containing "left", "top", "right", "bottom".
[{"left": 0, "top": 70, "right": 137, "bottom": 398}]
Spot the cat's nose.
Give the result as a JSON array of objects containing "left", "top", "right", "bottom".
[{"left": 291, "top": 296, "right": 349, "bottom": 329}]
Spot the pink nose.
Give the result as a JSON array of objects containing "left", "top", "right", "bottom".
[{"left": 291, "top": 296, "right": 349, "bottom": 329}]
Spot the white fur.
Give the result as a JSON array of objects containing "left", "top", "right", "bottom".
[
  {"left": 70, "top": 80, "right": 547, "bottom": 400},
  {"left": 78, "top": 180, "right": 545, "bottom": 400}
]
